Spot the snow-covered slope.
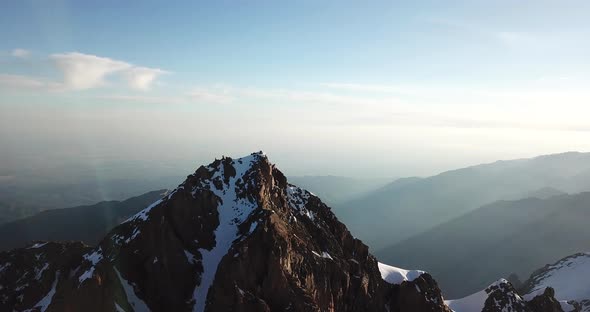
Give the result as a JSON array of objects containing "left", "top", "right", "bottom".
[
  {"left": 0, "top": 151, "right": 576, "bottom": 312},
  {"left": 446, "top": 276, "right": 578, "bottom": 312},
  {"left": 445, "top": 281, "right": 494, "bottom": 312},
  {"left": 378, "top": 262, "right": 425, "bottom": 284},
  {"left": 4, "top": 152, "right": 453, "bottom": 312},
  {"left": 523, "top": 252, "right": 590, "bottom": 311},
  {"left": 445, "top": 279, "right": 525, "bottom": 312},
  {"left": 189, "top": 153, "right": 261, "bottom": 312},
  {"left": 376, "top": 262, "right": 451, "bottom": 312}
]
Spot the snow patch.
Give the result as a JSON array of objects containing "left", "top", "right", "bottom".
[
  {"left": 248, "top": 221, "right": 258, "bottom": 235},
  {"left": 78, "top": 248, "right": 103, "bottom": 284},
  {"left": 184, "top": 250, "right": 196, "bottom": 264},
  {"left": 35, "top": 263, "right": 49, "bottom": 280},
  {"left": 311, "top": 251, "right": 333, "bottom": 260},
  {"left": 445, "top": 279, "right": 510, "bottom": 312},
  {"left": 28, "top": 242, "right": 48, "bottom": 249},
  {"left": 0, "top": 262, "right": 11, "bottom": 274},
  {"left": 377, "top": 262, "right": 424, "bottom": 285},
  {"left": 445, "top": 288, "right": 488, "bottom": 312},
  {"left": 125, "top": 227, "right": 141, "bottom": 244},
  {"left": 117, "top": 198, "right": 165, "bottom": 246},
  {"left": 560, "top": 300, "right": 576, "bottom": 312},
  {"left": 115, "top": 268, "right": 150, "bottom": 312},
  {"left": 25, "top": 271, "right": 59, "bottom": 312},
  {"left": 115, "top": 302, "right": 126, "bottom": 312},
  {"left": 124, "top": 198, "right": 163, "bottom": 223},
  {"left": 286, "top": 185, "right": 316, "bottom": 221},
  {"left": 191, "top": 154, "right": 261, "bottom": 312},
  {"left": 523, "top": 252, "right": 590, "bottom": 311}
]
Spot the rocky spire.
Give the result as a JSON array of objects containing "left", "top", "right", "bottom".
[{"left": 0, "top": 152, "right": 564, "bottom": 312}]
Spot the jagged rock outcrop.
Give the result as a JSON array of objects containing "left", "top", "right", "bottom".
[
  {"left": 520, "top": 253, "right": 590, "bottom": 312},
  {"left": 448, "top": 278, "right": 576, "bottom": 312},
  {"left": 481, "top": 279, "right": 529, "bottom": 312},
  {"left": 527, "top": 288, "right": 572, "bottom": 312},
  {"left": 0, "top": 241, "right": 90, "bottom": 311},
  {"left": 388, "top": 273, "right": 452, "bottom": 312}
]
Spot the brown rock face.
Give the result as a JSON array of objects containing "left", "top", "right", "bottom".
[
  {"left": 0, "top": 241, "right": 90, "bottom": 311},
  {"left": 388, "top": 273, "right": 452, "bottom": 312},
  {"left": 481, "top": 280, "right": 530, "bottom": 312},
  {"left": 527, "top": 288, "right": 572, "bottom": 312},
  {"left": 3, "top": 152, "right": 556, "bottom": 312},
  {"left": 479, "top": 280, "right": 570, "bottom": 312}
]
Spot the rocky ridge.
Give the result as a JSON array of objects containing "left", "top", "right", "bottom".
[{"left": 0, "top": 152, "right": 568, "bottom": 312}]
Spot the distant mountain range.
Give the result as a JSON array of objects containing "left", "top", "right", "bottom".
[
  {"left": 287, "top": 175, "right": 389, "bottom": 205},
  {"left": 0, "top": 152, "right": 581, "bottom": 311},
  {"left": 0, "top": 190, "right": 167, "bottom": 251},
  {"left": 376, "top": 191, "right": 590, "bottom": 298},
  {"left": 337, "top": 152, "right": 590, "bottom": 249},
  {"left": 0, "top": 174, "right": 182, "bottom": 224}
]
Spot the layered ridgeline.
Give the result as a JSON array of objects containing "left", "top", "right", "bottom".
[
  {"left": 287, "top": 176, "right": 389, "bottom": 205},
  {"left": 0, "top": 152, "right": 570, "bottom": 311},
  {"left": 0, "top": 190, "right": 167, "bottom": 251},
  {"left": 0, "top": 152, "right": 445, "bottom": 312},
  {"left": 338, "top": 152, "right": 590, "bottom": 249},
  {"left": 377, "top": 192, "right": 590, "bottom": 298}
]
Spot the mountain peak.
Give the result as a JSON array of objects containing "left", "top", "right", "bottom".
[
  {"left": 447, "top": 278, "right": 571, "bottom": 312},
  {"left": 521, "top": 252, "right": 590, "bottom": 311},
  {"left": 2, "top": 152, "right": 431, "bottom": 312},
  {"left": 0, "top": 152, "right": 572, "bottom": 311}
]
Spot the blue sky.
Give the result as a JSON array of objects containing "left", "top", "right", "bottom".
[
  {"left": 3, "top": 1, "right": 589, "bottom": 87},
  {"left": 2, "top": 1, "right": 590, "bottom": 177}
]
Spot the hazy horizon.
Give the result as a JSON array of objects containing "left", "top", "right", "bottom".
[{"left": 3, "top": 1, "right": 590, "bottom": 179}]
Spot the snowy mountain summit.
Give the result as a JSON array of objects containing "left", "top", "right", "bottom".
[
  {"left": 0, "top": 152, "right": 571, "bottom": 311},
  {"left": 447, "top": 278, "right": 575, "bottom": 312},
  {"left": 521, "top": 252, "right": 590, "bottom": 312}
]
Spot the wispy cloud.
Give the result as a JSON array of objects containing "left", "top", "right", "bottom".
[
  {"left": 1, "top": 52, "right": 168, "bottom": 93},
  {"left": 123, "top": 67, "right": 168, "bottom": 91},
  {"left": 425, "top": 18, "right": 536, "bottom": 47},
  {"left": 317, "top": 80, "right": 590, "bottom": 131},
  {"left": 11, "top": 48, "right": 31, "bottom": 58},
  {"left": 97, "top": 95, "right": 185, "bottom": 104},
  {"left": 49, "top": 52, "right": 167, "bottom": 91},
  {"left": 319, "top": 83, "right": 400, "bottom": 93},
  {"left": 493, "top": 31, "right": 535, "bottom": 46},
  {"left": 231, "top": 86, "right": 405, "bottom": 108},
  {"left": 50, "top": 52, "right": 130, "bottom": 90},
  {"left": 187, "top": 87, "right": 234, "bottom": 104},
  {"left": 0, "top": 74, "right": 62, "bottom": 91}
]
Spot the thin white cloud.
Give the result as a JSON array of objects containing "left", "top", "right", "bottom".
[
  {"left": 493, "top": 31, "right": 535, "bottom": 46},
  {"left": 231, "top": 86, "right": 405, "bottom": 108},
  {"left": 318, "top": 81, "right": 590, "bottom": 132},
  {"left": 50, "top": 52, "right": 130, "bottom": 90},
  {"left": 97, "top": 95, "right": 185, "bottom": 104},
  {"left": 11, "top": 48, "right": 31, "bottom": 58},
  {"left": 425, "top": 18, "right": 537, "bottom": 47},
  {"left": 319, "top": 83, "right": 399, "bottom": 93},
  {"left": 0, "top": 74, "right": 62, "bottom": 91},
  {"left": 187, "top": 88, "right": 234, "bottom": 104},
  {"left": 49, "top": 52, "right": 166, "bottom": 91},
  {"left": 123, "top": 67, "right": 167, "bottom": 91}
]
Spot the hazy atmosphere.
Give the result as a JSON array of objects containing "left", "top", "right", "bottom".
[
  {"left": 3, "top": 3, "right": 590, "bottom": 311},
  {"left": 3, "top": 1, "right": 590, "bottom": 180}
]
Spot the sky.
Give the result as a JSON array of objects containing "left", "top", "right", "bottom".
[{"left": 2, "top": 0, "right": 590, "bottom": 179}]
